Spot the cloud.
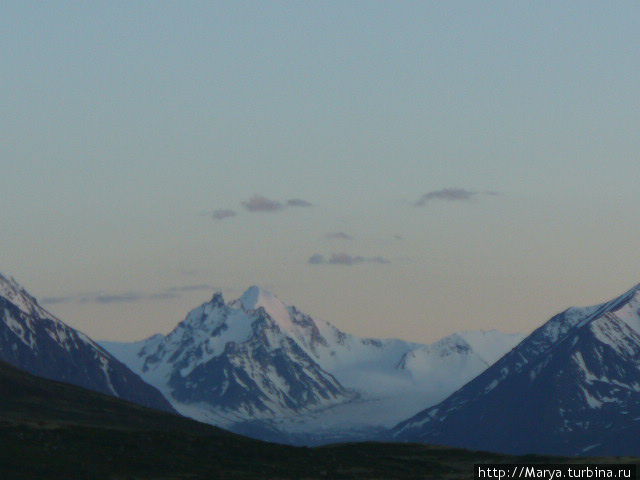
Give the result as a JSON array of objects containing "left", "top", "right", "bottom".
[
  {"left": 210, "top": 209, "right": 237, "bottom": 220},
  {"left": 177, "top": 268, "right": 206, "bottom": 276},
  {"left": 85, "top": 292, "right": 179, "bottom": 304},
  {"left": 164, "top": 284, "right": 214, "bottom": 293},
  {"left": 242, "top": 195, "right": 284, "bottom": 212},
  {"left": 41, "top": 284, "right": 215, "bottom": 305},
  {"left": 326, "top": 232, "right": 352, "bottom": 240},
  {"left": 308, "top": 254, "right": 326, "bottom": 265},
  {"left": 286, "top": 198, "right": 313, "bottom": 207},
  {"left": 42, "top": 292, "right": 176, "bottom": 305},
  {"left": 413, "top": 188, "right": 501, "bottom": 206},
  {"left": 240, "top": 195, "right": 313, "bottom": 212},
  {"left": 414, "top": 188, "right": 486, "bottom": 206},
  {"left": 40, "top": 295, "right": 77, "bottom": 305},
  {"left": 308, "top": 253, "right": 390, "bottom": 266}
]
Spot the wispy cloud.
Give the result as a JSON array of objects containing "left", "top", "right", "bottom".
[
  {"left": 210, "top": 209, "right": 237, "bottom": 220},
  {"left": 286, "top": 198, "right": 313, "bottom": 207},
  {"left": 308, "top": 253, "right": 390, "bottom": 266},
  {"left": 414, "top": 188, "right": 498, "bottom": 207},
  {"left": 242, "top": 195, "right": 284, "bottom": 212},
  {"left": 42, "top": 292, "right": 174, "bottom": 305},
  {"left": 42, "top": 284, "right": 215, "bottom": 306},
  {"left": 41, "top": 295, "right": 79, "bottom": 305},
  {"left": 177, "top": 268, "right": 207, "bottom": 277},
  {"left": 164, "top": 284, "right": 215, "bottom": 293},
  {"left": 308, "top": 254, "right": 326, "bottom": 265},
  {"left": 86, "top": 292, "right": 178, "bottom": 304},
  {"left": 325, "top": 232, "right": 352, "bottom": 240},
  {"left": 240, "top": 195, "right": 314, "bottom": 212},
  {"left": 415, "top": 188, "right": 475, "bottom": 206}
]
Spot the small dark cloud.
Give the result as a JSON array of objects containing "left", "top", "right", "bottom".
[
  {"left": 393, "top": 234, "right": 404, "bottom": 241},
  {"left": 414, "top": 188, "right": 501, "bottom": 206},
  {"left": 362, "top": 256, "right": 390, "bottom": 265},
  {"left": 308, "top": 254, "right": 326, "bottom": 265},
  {"left": 210, "top": 209, "right": 237, "bottom": 220},
  {"left": 242, "top": 195, "right": 284, "bottom": 212},
  {"left": 286, "top": 198, "right": 313, "bottom": 207},
  {"left": 326, "top": 232, "right": 352, "bottom": 240},
  {"left": 240, "top": 195, "right": 312, "bottom": 212},
  {"left": 308, "top": 253, "right": 390, "bottom": 266},
  {"left": 415, "top": 188, "right": 478, "bottom": 206}
]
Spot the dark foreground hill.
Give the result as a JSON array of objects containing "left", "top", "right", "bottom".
[{"left": 0, "top": 360, "right": 637, "bottom": 480}]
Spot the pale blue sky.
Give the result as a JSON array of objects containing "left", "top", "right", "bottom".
[{"left": 2, "top": 1, "right": 640, "bottom": 342}]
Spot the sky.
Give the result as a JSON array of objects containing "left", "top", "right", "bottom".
[{"left": 2, "top": 1, "right": 640, "bottom": 343}]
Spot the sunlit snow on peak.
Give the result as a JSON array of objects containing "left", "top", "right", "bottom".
[{"left": 236, "top": 286, "right": 294, "bottom": 331}]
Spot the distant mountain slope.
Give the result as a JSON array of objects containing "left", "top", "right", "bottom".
[
  {"left": 0, "top": 358, "right": 567, "bottom": 480},
  {"left": 392, "top": 283, "right": 640, "bottom": 456},
  {"left": 0, "top": 273, "right": 174, "bottom": 413},
  {"left": 102, "top": 286, "right": 522, "bottom": 440},
  {"left": 456, "top": 330, "right": 525, "bottom": 364}
]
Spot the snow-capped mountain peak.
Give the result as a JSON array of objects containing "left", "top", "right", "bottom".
[
  {"left": 0, "top": 273, "right": 42, "bottom": 316},
  {"left": 234, "top": 286, "right": 294, "bottom": 332},
  {"left": 209, "top": 291, "right": 225, "bottom": 308},
  {"left": 238, "top": 285, "right": 273, "bottom": 309},
  {"left": 106, "top": 287, "right": 354, "bottom": 423}
]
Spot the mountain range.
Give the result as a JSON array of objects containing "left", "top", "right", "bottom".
[
  {"left": 0, "top": 272, "right": 522, "bottom": 445},
  {"left": 101, "top": 285, "right": 523, "bottom": 443},
  {"left": 10, "top": 268, "right": 640, "bottom": 457},
  {"left": 392, "top": 283, "right": 640, "bottom": 456}
]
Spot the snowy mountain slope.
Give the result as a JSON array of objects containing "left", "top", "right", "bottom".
[
  {"left": 391, "top": 283, "right": 640, "bottom": 456},
  {"left": 456, "top": 330, "right": 525, "bottom": 364},
  {"left": 0, "top": 273, "right": 174, "bottom": 413},
  {"left": 252, "top": 331, "right": 523, "bottom": 445},
  {"left": 103, "top": 288, "right": 354, "bottom": 424},
  {"left": 101, "top": 286, "right": 522, "bottom": 438}
]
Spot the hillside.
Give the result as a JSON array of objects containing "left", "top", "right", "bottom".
[{"left": 1, "top": 359, "right": 625, "bottom": 480}]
